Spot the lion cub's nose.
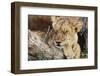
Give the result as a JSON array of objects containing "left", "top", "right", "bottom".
[{"left": 56, "top": 42, "right": 61, "bottom": 46}]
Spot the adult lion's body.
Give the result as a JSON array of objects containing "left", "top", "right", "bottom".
[{"left": 51, "top": 16, "right": 83, "bottom": 59}]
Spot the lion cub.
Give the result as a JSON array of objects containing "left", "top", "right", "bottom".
[{"left": 51, "top": 16, "right": 83, "bottom": 59}]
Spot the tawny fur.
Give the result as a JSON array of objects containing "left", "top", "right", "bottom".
[{"left": 51, "top": 16, "right": 83, "bottom": 59}]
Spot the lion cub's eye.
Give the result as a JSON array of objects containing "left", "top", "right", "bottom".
[
  {"left": 66, "top": 31, "right": 68, "bottom": 33},
  {"left": 63, "top": 31, "right": 68, "bottom": 34}
]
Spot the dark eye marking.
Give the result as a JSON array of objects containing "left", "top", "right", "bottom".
[
  {"left": 66, "top": 30, "right": 68, "bottom": 33},
  {"left": 75, "top": 28, "right": 77, "bottom": 32},
  {"left": 63, "top": 30, "right": 68, "bottom": 34}
]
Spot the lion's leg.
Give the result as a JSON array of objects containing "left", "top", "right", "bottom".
[
  {"left": 72, "top": 43, "right": 81, "bottom": 58},
  {"left": 63, "top": 46, "right": 75, "bottom": 59}
]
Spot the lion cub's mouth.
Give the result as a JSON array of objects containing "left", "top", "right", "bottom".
[{"left": 54, "top": 41, "right": 64, "bottom": 49}]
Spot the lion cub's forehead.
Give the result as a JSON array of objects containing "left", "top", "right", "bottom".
[
  {"left": 52, "top": 16, "right": 82, "bottom": 25},
  {"left": 51, "top": 16, "right": 83, "bottom": 32}
]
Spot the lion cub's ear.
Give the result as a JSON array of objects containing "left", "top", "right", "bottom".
[
  {"left": 51, "top": 16, "right": 57, "bottom": 30},
  {"left": 74, "top": 19, "right": 83, "bottom": 33},
  {"left": 51, "top": 16, "right": 56, "bottom": 22}
]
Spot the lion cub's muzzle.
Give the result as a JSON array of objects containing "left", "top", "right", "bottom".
[
  {"left": 53, "top": 32, "right": 65, "bottom": 48},
  {"left": 56, "top": 42, "right": 61, "bottom": 46}
]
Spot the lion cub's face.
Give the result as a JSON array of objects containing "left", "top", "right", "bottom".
[{"left": 51, "top": 16, "right": 83, "bottom": 48}]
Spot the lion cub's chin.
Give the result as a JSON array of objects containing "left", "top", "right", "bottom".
[
  {"left": 53, "top": 42, "right": 64, "bottom": 49},
  {"left": 55, "top": 45, "right": 64, "bottom": 49}
]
